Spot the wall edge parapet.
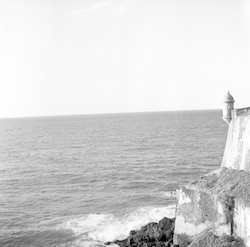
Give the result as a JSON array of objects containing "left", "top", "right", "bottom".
[{"left": 234, "top": 107, "right": 250, "bottom": 116}]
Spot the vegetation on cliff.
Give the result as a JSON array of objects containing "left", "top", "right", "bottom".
[
  {"left": 188, "top": 230, "right": 244, "bottom": 247},
  {"left": 189, "top": 167, "right": 250, "bottom": 206}
]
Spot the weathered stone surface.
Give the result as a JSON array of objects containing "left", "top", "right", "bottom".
[
  {"left": 174, "top": 168, "right": 250, "bottom": 246},
  {"left": 233, "top": 201, "right": 250, "bottom": 246},
  {"left": 111, "top": 217, "right": 175, "bottom": 247},
  {"left": 221, "top": 107, "right": 250, "bottom": 172},
  {"left": 173, "top": 185, "right": 231, "bottom": 246}
]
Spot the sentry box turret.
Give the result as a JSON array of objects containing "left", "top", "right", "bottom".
[{"left": 222, "top": 91, "right": 235, "bottom": 125}]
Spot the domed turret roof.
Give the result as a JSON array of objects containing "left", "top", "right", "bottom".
[{"left": 223, "top": 91, "right": 235, "bottom": 103}]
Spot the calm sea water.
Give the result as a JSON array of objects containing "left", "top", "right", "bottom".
[{"left": 0, "top": 110, "right": 228, "bottom": 247}]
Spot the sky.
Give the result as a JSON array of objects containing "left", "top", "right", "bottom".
[{"left": 1, "top": 0, "right": 250, "bottom": 118}]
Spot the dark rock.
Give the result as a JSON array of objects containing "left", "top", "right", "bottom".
[{"left": 113, "top": 217, "right": 175, "bottom": 247}]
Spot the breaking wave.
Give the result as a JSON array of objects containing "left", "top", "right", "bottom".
[{"left": 63, "top": 205, "right": 175, "bottom": 244}]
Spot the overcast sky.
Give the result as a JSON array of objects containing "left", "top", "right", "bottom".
[{"left": 1, "top": 0, "right": 250, "bottom": 118}]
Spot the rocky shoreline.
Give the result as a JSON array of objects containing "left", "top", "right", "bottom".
[
  {"left": 106, "top": 217, "right": 175, "bottom": 247},
  {"left": 105, "top": 214, "right": 244, "bottom": 247}
]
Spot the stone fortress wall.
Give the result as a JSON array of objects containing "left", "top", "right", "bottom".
[
  {"left": 173, "top": 94, "right": 250, "bottom": 247},
  {"left": 222, "top": 107, "right": 250, "bottom": 172}
]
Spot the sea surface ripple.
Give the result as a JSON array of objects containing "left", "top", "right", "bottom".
[{"left": 0, "top": 110, "right": 227, "bottom": 246}]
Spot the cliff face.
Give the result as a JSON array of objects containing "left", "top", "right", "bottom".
[{"left": 174, "top": 107, "right": 250, "bottom": 247}]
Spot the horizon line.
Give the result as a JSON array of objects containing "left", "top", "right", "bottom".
[{"left": 0, "top": 108, "right": 221, "bottom": 120}]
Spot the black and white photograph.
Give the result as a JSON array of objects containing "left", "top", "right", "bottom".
[{"left": 1, "top": 0, "right": 250, "bottom": 246}]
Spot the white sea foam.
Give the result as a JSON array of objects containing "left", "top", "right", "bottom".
[
  {"left": 159, "top": 191, "right": 177, "bottom": 199},
  {"left": 64, "top": 205, "right": 175, "bottom": 243},
  {"left": 58, "top": 239, "right": 118, "bottom": 247}
]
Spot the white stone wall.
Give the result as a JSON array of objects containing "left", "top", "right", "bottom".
[
  {"left": 221, "top": 108, "right": 250, "bottom": 172},
  {"left": 174, "top": 187, "right": 230, "bottom": 245},
  {"left": 174, "top": 107, "right": 250, "bottom": 246},
  {"left": 234, "top": 201, "right": 250, "bottom": 247}
]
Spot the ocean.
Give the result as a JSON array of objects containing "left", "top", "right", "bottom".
[{"left": 0, "top": 110, "right": 228, "bottom": 247}]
